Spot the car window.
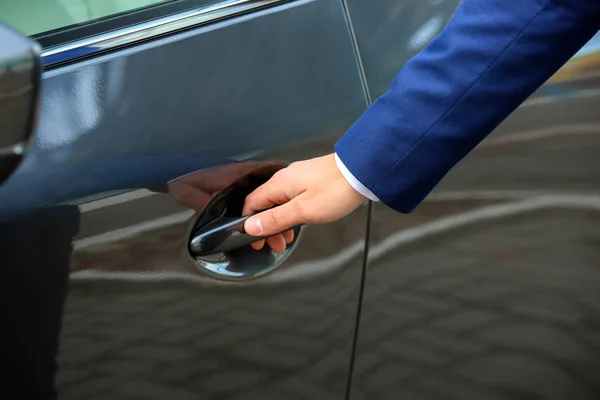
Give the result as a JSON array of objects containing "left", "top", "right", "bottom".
[{"left": 0, "top": 0, "right": 173, "bottom": 36}]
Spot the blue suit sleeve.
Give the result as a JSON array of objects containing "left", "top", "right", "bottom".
[{"left": 335, "top": 0, "right": 600, "bottom": 213}]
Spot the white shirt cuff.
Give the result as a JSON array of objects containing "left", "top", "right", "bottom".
[{"left": 334, "top": 153, "right": 379, "bottom": 201}]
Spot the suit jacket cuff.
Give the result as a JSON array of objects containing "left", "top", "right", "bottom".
[{"left": 334, "top": 153, "right": 379, "bottom": 201}]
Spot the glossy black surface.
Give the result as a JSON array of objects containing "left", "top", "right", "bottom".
[{"left": 0, "top": 0, "right": 369, "bottom": 398}]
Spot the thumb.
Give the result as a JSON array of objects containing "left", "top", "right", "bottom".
[{"left": 245, "top": 200, "right": 302, "bottom": 236}]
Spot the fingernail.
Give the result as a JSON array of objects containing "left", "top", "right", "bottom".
[{"left": 246, "top": 216, "right": 263, "bottom": 235}]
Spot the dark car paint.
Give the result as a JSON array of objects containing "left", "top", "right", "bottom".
[
  {"left": 1, "top": 1, "right": 369, "bottom": 398},
  {"left": 0, "top": 0, "right": 599, "bottom": 399},
  {"left": 347, "top": 1, "right": 600, "bottom": 397}
]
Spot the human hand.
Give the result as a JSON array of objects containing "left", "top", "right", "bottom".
[{"left": 242, "top": 153, "right": 366, "bottom": 253}]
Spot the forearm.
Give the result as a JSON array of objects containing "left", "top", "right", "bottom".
[{"left": 335, "top": 0, "right": 600, "bottom": 213}]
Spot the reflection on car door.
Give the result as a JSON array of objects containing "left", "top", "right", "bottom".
[
  {"left": 0, "top": 1, "right": 371, "bottom": 398},
  {"left": 348, "top": 0, "right": 600, "bottom": 397}
]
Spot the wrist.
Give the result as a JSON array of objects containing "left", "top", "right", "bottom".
[{"left": 333, "top": 153, "right": 379, "bottom": 201}]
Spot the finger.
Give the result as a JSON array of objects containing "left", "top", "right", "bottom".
[
  {"left": 242, "top": 172, "right": 292, "bottom": 216},
  {"left": 245, "top": 199, "right": 303, "bottom": 237},
  {"left": 283, "top": 229, "right": 294, "bottom": 244},
  {"left": 266, "top": 234, "right": 286, "bottom": 254},
  {"left": 251, "top": 239, "right": 265, "bottom": 250}
]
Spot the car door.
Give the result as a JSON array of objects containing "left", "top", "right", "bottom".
[
  {"left": 0, "top": 1, "right": 371, "bottom": 398},
  {"left": 347, "top": 1, "right": 600, "bottom": 399}
]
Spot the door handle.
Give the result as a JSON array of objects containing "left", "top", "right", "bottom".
[
  {"left": 190, "top": 213, "right": 302, "bottom": 256},
  {"left": 190, "top": 214, "right": 259, "bottom": 256}
]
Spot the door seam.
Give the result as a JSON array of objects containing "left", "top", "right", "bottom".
[{"left": 340, "top": 0, "right": 372, "bottom": 106}]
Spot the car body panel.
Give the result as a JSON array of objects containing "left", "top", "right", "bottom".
[
  {"left": 0, "top": 0, "right": 370, "bottom": 398},
  {"left": 345, "top": 0, "right": 461, "bottom": 100},
  {"left": 348, "top": 3, "right": 600, "bottom": 397}
]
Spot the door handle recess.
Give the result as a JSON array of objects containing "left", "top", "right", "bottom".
[{"left": 186, "top": 181, "right": 302, "bottom": 280}]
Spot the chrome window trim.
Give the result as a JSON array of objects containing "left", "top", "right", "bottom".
[{"left": 41, "top": 0, "right": 286, "bottom": 68}]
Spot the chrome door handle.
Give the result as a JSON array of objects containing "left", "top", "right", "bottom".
[
  {"left": 189, "top": 213, "right": 302, "bottom": 256},
  {"left": 190, "top": 214, "right": 257, "bottom": 256}
]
